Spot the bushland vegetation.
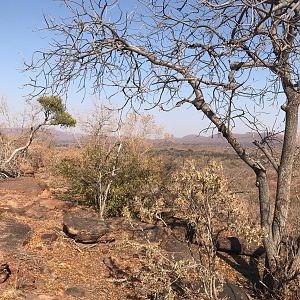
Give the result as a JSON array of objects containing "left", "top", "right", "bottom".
[
  {"left": 2, "top": 104, "right": 300, "bottom": 298},
  {"left": 34, "top": 109, "right": 266, "bottom": 299},
  {"left": 52, "top": 111, "right": 164, "bottom": 218}
]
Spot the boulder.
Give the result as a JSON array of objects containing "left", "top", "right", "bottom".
[
  {"left": 216, "top": 236, "right": 265, "bottom": 256},
  {"left": 217, "top": 237, "right": 242, "bottom": 254},
  {"left": 0, "top": 263, "right": 11, "bottom": 283},
  {"left": 40, "top": 233, "right": 58, "bottom": 245},
  {"left": 220, "top": 282, "right": 252, "bottom": 300},
  {"left": 160, "top": 235, "right": 195, "bottom": 261},
  {"left": 63, "top": 211, "right": 109, "bottom": 243}
]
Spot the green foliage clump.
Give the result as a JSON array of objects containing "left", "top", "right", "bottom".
[
  {"left": 38, "top": 96, "right": 76, "bottom": 127},
  {"left": 57, "top": 138, "right": 164, "bottom": 217}
]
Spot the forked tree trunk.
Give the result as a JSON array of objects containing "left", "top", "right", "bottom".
[{"left": 258, "top": 89, "right": 300, "bottom": 289}]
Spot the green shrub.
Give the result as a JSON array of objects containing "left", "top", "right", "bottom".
[{"left": 57, "top": 138, "right": 165, "bottom": 218}]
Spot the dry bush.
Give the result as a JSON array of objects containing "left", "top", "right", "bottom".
[
  {"left": 121, "top": 160, "right": 246, "bottom": 300},
  {"left": 133, "top": 242, "right": 216, "bottom": 300},
  {"left": 168, "top": 160, "right": 236, "bottom": 299},
  {"left": 0, "top": 134, "right": 24, "bottom": 177},
  {"left": 55, "top": 110, "right": 167, "bottom": 219}
]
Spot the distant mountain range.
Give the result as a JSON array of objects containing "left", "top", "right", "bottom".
[
  {"left": 169, "top": 132, "right": 263, "bottom": 147},
  {"left": 0, "top": 128, "right": 281, "bottom": 147}
]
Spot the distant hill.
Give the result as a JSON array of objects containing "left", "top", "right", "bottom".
[
  {"left": 0, "top": 128, "right": 282, "bottom": 147},
  {"left": 155, "top": 132, "right": 283, "bottom": 148},
  {"left": 163, "top": 132, "right": 261, "bottom": 147},
  {"left": 0, "top": 127, "right": 85, "bottom": 146}
]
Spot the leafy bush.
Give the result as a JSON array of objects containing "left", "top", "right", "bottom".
[{"left": 57, "top": 137, "right": 165, "bottom": 218}]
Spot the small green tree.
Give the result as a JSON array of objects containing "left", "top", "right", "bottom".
[
  {"left": 37, "top": 96, "right": 76, "bottom": 127},
  {"left": 0, "top": 96, "right": 76, "bottom": 177}
]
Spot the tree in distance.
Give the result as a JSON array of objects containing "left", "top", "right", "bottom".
[{"left": 0, "top": 96, "right": 76, "bottom": 176}]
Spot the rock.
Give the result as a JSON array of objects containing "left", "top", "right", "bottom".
[
  {"left": 0, "top": 217, "right": 33, "bottom": 254},
  {"left": 65, "top": 287, "right": 86, "bottom": 298},
  {"left": 217, "top": 237, "right": 242, "bottom": 254},
  {"left": 0, "top": 263, "right": 11, "bottom": 283},
  {"left": 172, "top": 279, "right": 251, "bottom": 300},
  {"left": 161, "top": 215, "right": 190, "bottom": 241},
  {"left": 40, "top": 233, "right": 58, "bottom": 244},
  {"left": 220, "top": 282, "right": 252, "bottom": 300},
  {"left": 216, "top": 236, "right": 265, "bottom": 256},
  {"left": 98, "top": 234, "right": 115, "bottom": 243},
  {"left": 63, "top": 211, "right": 109, "bottom": 243},
  {"left": 39, "top": 198, "right": 69, "bottom": 210},
  {"left": 0, "top": 177, "right": 42, "bottom": 196},
  {"left": 131, "top": 225, "right": 167, "bottom": 244},
  {"left": 160, "top": 235, "right": 195, "bottom": 261},
  {"left": 103, "top": 257, "right": 127, "bottom": 279}
]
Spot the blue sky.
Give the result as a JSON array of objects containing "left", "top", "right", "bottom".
[
  {"left": 0, "top": 1, "right": 65, "bottom": 110},
  {"left": 0, "top": 1, "right": 285, "bottom": 137},
  {"left": 0, "top": 0, "right": 220, "bottom": 137}
]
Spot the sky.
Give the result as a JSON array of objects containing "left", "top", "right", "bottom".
[
  {"left": 0, "top": 1, "right": 287, "bottom": 137},
  {"left": 0, "top": 0, "right": 211, "bottom": 137}
]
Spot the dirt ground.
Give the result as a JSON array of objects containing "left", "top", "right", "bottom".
[{"left": 0, "top": 176, "right": 260, "bottom": 299}]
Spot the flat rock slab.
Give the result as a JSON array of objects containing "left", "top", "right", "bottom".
[
  {"left": 63, "top": 211, "right": 109, "bottom": 243},
  {"left": 0, "top": 177, "right": 42, "bottom": 196},
  {"left": 0, "top": 217, "right": 32, "bottom": 254}
]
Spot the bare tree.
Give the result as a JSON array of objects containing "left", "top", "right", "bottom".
[{"left": 25, "top": 0, "right": 300, "bottom": 293}]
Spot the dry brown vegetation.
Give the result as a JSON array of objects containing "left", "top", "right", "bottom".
[{"left": 0, "top": 133, "right": 299, "bottom": 299}]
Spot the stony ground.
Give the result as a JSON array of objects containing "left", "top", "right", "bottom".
[{"left": 0, "top": 176, "right": 256, "bottom": 300}]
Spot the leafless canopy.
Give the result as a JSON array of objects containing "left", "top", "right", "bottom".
[
  {"left": 26, "top": 0, "right": 299, "bottom": 127},
  {"left": 25, "top": 0, "right": 300, "bottom": 292}
]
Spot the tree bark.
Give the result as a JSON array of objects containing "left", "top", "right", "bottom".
[{"left": 273, "top": 94, "right": 299, "bottom": 247}]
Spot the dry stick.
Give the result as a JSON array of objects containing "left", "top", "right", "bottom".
[
  {"left": 99, "top": 141, "right": 122, "bottom": 219},
  {"left": 3, "top": 122, "right": 45, "bottom": 166},
  {"left": 253, "top": 140, "right": 279, "bottom": 172}
]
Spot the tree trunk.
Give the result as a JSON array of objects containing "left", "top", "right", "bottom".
[
  {"left": 273, "top": 98, "right": 299, "bottom": 247},
  {"left": 263, "top": 89, "right": 300, "bottom": 289}
]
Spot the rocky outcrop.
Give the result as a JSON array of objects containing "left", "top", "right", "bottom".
[{"left": 0, "top": 263, "right": 11, "bottom": 283}]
